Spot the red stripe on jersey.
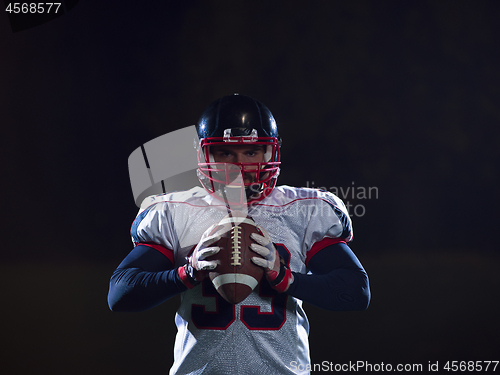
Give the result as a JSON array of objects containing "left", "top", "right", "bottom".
[
  {"left": 136, "top": 242, "right": 175, "bottom": 264},
  {"left": 306, "top": 237, "right": 346, "bottom": 267}
]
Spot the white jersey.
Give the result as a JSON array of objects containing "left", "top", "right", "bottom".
[{"left": 131, "top": 185, "right": 353, "bottom": 375}]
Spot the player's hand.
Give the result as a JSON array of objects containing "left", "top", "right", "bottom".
[
  {"left": 190, "top": 225, "right": 223, "bottom": 272},
  {"left": 180, "top": 222, "right": 234, "bottom": 288},
  {"left": 250, "top": 225, "right": 294, "bottom": 293}
]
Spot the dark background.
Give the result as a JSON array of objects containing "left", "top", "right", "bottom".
[{"left": 1, "top": 1, "right": 499, "bottom": 373}]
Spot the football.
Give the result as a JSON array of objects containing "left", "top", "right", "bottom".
[{"left": 207, "top": 212, "right": 264, "bottom": 304}]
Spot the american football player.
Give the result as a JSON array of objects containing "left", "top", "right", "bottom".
[{"left": 108, "top": 94, "right": 370, "bottom": 374}]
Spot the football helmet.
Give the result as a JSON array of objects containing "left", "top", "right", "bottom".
[{"left": 196, "top": 94, "right": 281, "bottom": 205}]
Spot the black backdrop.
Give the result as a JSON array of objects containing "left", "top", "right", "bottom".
[{"left": 1, "top": 1, "right": 499, "bottom": 373}]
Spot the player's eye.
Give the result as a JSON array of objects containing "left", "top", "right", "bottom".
[
  {"left": 247, "top": 148, "right": 264, "bottom": 157},
  {"left": 216, "top": 151, "right": 232, "bottom": 157}
]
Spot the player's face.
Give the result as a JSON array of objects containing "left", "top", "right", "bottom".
[
  {"left": 211, "top": 144, "right": 266, "bottom": 164},
  {"left": 211, "top": 144, "right": 266, "bottom": 184}
]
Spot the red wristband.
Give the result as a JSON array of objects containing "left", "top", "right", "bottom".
[
  {"left": 178, "top": 265, "right": 198, "bottom": 289},
  {"left": 272, "top": 268, "right": 293, "bottom": 293}
]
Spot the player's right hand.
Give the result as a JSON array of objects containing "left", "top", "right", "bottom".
[
  {"left": 180, "top": 222, "right": 234, "bottom": 287},
  {"left": 189, "top": 225, "right": 223, "bottom": 273}
]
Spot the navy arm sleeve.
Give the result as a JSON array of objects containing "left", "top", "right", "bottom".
[
  {"left": 286, "top": 242, "right": 370, "bottom": 311},
  {"left": 107, "top": 245, "right": 187, "bottom": 312}
]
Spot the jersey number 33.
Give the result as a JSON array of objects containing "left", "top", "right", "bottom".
[{"left": 191, "top": 245, "right": 290, "bottom": 331}]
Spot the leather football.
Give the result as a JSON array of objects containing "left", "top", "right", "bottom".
[{"left": 207, "top": 212, "right": 264, "bottom": 304}]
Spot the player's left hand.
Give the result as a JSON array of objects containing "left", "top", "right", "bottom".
[{"left": 250, "top": 226, "right": 294, "bottom": 293}]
